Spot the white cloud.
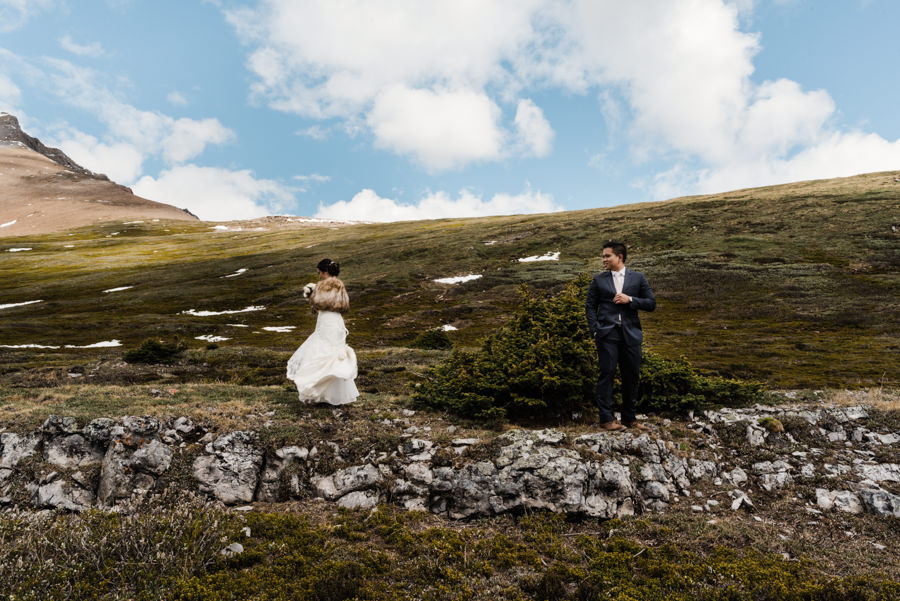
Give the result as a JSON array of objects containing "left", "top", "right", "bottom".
[
  {"left": 0, "top": 0, "right": 54, "bottom": 32},
  {"left": 133, "top": 165, "right": 295, "bottom": 221},
  {"left": 167, "top": 91, "right": 188, "bottom": 106},
  {"left": 59, "top": 35, "right": 106, "bottom": 58},
  {"left": 368, "top": 86, "right": 505, "bottom": 170},
  {"left": 514, "top": 99, "right": 554, "bottom": 157},
  {"left": 293, "top": 174, "right": 330, "bottom": 183},
  {"left": 225, "top": 0, "right": 541, "bottom": 116},
  {"left": 223, "top": 0, "right": 900, "bottom": 195},
  {"left": 9, "top": 57, "right": 237, "bottom": 184},
  {"left": 292, "top": 173, "right": 330, "bottom": 193},
  {"left": 221, "top": 1, "right": 761, "bottom": 169},
  {"left": 295, "top": 125, "right": 328, "bottom": 140},
  {"left": 224, "top": 0, "right": 545, "bottom": 168},
  {"left": 737, "top": 79, "right": 834, "bottom": 159},
  {"left": 690, "top": 131, "right": 900, "bottom": 195},
  {"left": 315, "top": 188, "right": 561, "bottom": 222},
  {"left": 162, "top": 118, "right": 234, "bottom": 164},
  {"left": 0, "top": 72, "right": 22, "bottom": 113},
  {"left": 40, "top": 58, "right": 234, "bottom": 166},
  {"left": 53, "top": 131, "right": 145, "bottom": 182},
  {"left": 557, "top": 1, "right": 759, "bottom": 161}
]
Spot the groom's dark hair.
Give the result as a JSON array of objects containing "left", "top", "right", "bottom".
[{"left": 603, "top": 241, "right": 627, "bottom": 262}]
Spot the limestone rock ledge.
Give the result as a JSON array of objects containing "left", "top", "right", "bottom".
[{"left": 0, "top": 403, "right": 898, "bottom": 520}]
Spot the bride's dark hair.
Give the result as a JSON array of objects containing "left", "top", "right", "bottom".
[{"left": 317, "top": 258, "right": 340, "bottom": 276}]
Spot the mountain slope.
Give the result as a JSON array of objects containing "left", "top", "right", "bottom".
[
  {"left": 1, "top": 170, "right": 898, "bottom": 388},
  {"left": 0, "top": 114, "right": 197, "bottom": 236}
]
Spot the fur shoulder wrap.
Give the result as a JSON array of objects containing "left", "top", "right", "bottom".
[{"left": 309, "top": 277, "right": 350, "bottom": 313}]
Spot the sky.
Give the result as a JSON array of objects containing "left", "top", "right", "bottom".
[{"left": 1, "top": 0, "right": 899, "bottom": 222}]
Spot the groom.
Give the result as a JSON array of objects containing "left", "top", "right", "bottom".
[{"left": 585, "top": 241, "right": 656, "bottom": 431}]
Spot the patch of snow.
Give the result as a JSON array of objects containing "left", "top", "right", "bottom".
[
  {"left": 483, "top": 240, "right": 498, "bottom": 246},
  {"left": 123, "top": 221, "right": 144, "bottom": 224},
  {"left": 69, "top": 340, "right": 121, "bottom": 348},
  {"left": 0, "top": 220, "right": 16, "bottom": 228},
  {"left": 262, "top": 326, "right": 295, "bottom": 333},
  {"left": 196, "top": 335, "right": 230, "bottom": 343},
  {"left": 0, "top": 300, "right": 42, "bottom": 310},
  {"left": 226, "top": 323, "right": 250, "bottom": 328},
  {"left": 63, "top": 245, "right": 75, "bottom": 248},
  {"left": 103, "top": 286, "right": 133, "bottom": 293},
  {"left": 223, "top": 268, "right": 248, "bottom": 278},
  {"left": 0, "top": 340, "right": 122, "bottom": 349},
  {"left": 6, "top": 248, "right": 32, "bottom": 252},
  {"left": 182, "top": 305, "right": 266, "bottom": 317},
  {"left": 433, "top": 274, "right": 483, "bottom": 285},
  {"left": 518, "top": 251, "right": 560, "bottom": 263},
  {"left": 441, "top": 325, "right": 458, "bottom": 331}
]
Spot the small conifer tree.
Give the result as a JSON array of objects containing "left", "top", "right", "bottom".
[{"left": 413, "top": 274, "right": 763, "bottom": 422}]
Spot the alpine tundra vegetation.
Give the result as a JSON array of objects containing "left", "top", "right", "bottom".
[{"left": 1, "top": 171, "right": 899, "bottom": 600}]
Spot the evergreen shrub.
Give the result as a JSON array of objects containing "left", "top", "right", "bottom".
[
  {"left": 409, "top": 328, "right": 453, "bottom": 350},
  {"left": 413, "top": 274, "right": 764, "bottom": 422},
  {"left": 123, "top": 338, "right": 186, "bottom": 364}
]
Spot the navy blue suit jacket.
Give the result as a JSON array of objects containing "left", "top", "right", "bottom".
[{"left": 585, "top": 268, "right": 656, "bottom": 346}]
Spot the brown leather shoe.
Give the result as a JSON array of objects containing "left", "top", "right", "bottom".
[
  {"left": 624, "top": 421, "right": 651, "bottom": 431},
  {"left": 598, "top": 421, "right": 626, "bottom": 432}
]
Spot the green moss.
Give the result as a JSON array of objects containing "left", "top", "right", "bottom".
[{"left": 759, "top": 416, "right": 786, "bottom": 433}]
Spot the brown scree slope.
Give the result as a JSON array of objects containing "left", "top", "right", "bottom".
[{"left": 0, "top": 114, "right": 197, "bottom": 237}]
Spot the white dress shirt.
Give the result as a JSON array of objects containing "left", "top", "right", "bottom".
[{"left": 612, "top": 267, "right": 626, "bottom": 295}]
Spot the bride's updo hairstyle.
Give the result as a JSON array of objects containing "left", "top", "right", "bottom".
[{"left": 317, "top": 258, "right": 341, "bottom": 277}]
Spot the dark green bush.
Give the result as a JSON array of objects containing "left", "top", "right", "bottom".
[
  {"left": 413, "top": 275, "right": 764, "bottom": 422},
  {"left": 409, "top": 328, "right": 453, "bottom": 350},
  {"left": 123, "top": 338, "right": 186, "bottom": 364},
  {"left": 639, "top": 352, "right": 764, "bottom": 413},
  {"left": 413, "top": 275, "right": 597, "bottom": 421}
]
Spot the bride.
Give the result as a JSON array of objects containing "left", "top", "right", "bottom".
[{"left": 286, "top": 259, "right": 359, "bottom": 405}]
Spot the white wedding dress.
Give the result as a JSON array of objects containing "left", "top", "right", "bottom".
[{"left": 286, "top": 311, "right": 359, "bottom": 405}]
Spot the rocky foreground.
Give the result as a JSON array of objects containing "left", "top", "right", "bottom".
[{"left": 1, "top": 401, "right": 898, "bottom": 522}]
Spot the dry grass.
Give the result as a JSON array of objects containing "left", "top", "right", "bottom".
[{"left": 824, "top": 387, "right": 900, "bottom": 411}]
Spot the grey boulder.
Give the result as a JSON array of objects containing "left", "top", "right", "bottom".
[{"left": 193, "top": 431, "right": 263, "bottom": 505}]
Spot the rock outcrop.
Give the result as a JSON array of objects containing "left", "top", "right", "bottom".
[
  {"left": 0, "top": 113, "right": 106, "bottom": 179},
  {"left": 0, "top": 402, "right": 897, "bottom": 522}
]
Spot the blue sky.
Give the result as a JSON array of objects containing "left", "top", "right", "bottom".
[{"left": 1, "top": 0, "right": 898, "bottom": 221}]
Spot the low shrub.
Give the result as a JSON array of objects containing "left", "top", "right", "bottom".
[
  {"left": 413, "top": 275, "right": 765, "bottom": 422},
  {"left": 0, "top": 488, "right": 229, "bottom": 601},
  {"left": 123, "top": 338, "right": 187, "bottom": 364},
  {"left": 409, "top": 328, "right": 453, "bottom": 350},
  {"left": 640, "top": 352, "right": 764, "bottom": 414}
]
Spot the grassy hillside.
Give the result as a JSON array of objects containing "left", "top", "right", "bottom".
[{"left": 2, "top": 171, "right": 898, "bottom": 388}]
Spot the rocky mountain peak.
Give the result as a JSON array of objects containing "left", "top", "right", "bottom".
[{"left": 0, "top": 112, "right": 108, "bottom": 181}]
